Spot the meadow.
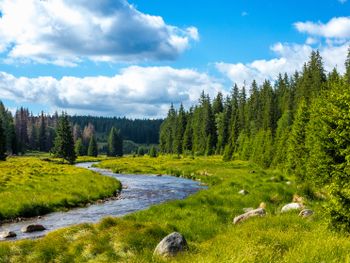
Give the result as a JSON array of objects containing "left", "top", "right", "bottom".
[
  {"left": 0, "top": 157, "right": 121, "bottom": 220},
  {"left": 1, "top": 156, "right": 350, "bottom": 262}
]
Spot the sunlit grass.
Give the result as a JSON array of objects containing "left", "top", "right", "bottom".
[
  {"left": 0, "top": 157, "right": 121, "bottom": 220},
  {"left": 1, "top": 156, "right": 349, "bottom": 262}
]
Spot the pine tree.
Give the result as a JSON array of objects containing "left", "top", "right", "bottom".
[
  {"left": 107, "top": 127, "right": 123, "bottom": 157},
  {"left": 0, "top": 117, "right": 7, "bottom": 161},
  {"left": 286, "top": 100, "right": 309, "bottom": 180},
  {"left": 88, "top": 135, "right": 98, "bottom": 157},
  {"left": 173, "top": 103, "right": 186, "bottom": 155},
  {"left": 149, "top": 146, "right": 158, "bottom": 157},
  {"left": 53, "top": 113, "right": 76, "bottom": 164},
  {"left": 38, "top": 111, "right": 47, "bottom": 152},
  {"left": 345, "top": 46, "right": 350, "bottom": 84},
  {"left": 74, "top": 138, "right": 85, "bottom": 156}
]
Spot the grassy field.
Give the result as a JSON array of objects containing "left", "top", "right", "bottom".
[
  {"left": 0, "top": 157, "right": 121, "bottom": 220},
  {"left": 1, "top": 156, "right": 350, "bottom": 262}
]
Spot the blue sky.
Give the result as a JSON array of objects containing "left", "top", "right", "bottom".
[{"left": 0, "top": 0, "right": 349, "bottom": 117}]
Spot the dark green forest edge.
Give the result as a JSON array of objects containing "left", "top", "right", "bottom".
[{"left": 160, "top": 49, "right": 350, "bottom": 231}]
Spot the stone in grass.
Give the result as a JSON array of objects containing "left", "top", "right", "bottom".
[
  {"left": 233, "top": 208, "right": 266, "bottom": 224},
  {"left": 238, "top": 189, "right": 249, "bottom": 195},
  {"left": 154, "top": 232, "right": 189, "bottom": 257},
  {"left": 21, "top": 224, "right": 46, "bottom": 233},
  {"left": 0, "top": 231, "right": 16, "bottom": 238},
  {"left": 243, "top": 207, "right": 254, "bottom": 213},
  {"left": 281, "top": 203, "right": 303, "bottom": 213},
  {"left": 299, "top": 209, "right": 314, "bottom": 218}
]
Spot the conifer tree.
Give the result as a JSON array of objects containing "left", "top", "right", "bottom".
[
  {"left": 286, "top": 100, "right": 309, "bottom": 180},
  {"left": 107, "top": 127, "right": 123, "bottom": 157},
  {"left": 74, "top": 138, "right": 85, "bottom": 156},
  {"left": 345, "top": 46, "right": 350, "bottom": 84},
  {"left": 88, "top": 135, "right": 98, "bottom": 157},
  {"left": 0, "top": 117, "right": 7, "bottom": 161},
  {"left": 38, "top": 112, "right": 47, "bottom": 152},
  {"left": 53, "top": 113, "right": 76, "bottom": 164},
  {"left": 149, "top": 146, "right": 158, "bottom": 157},
  {"left": 173, "top": 103, "right": 186, "bottom": 155}
]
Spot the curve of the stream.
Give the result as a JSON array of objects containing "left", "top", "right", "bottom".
[{"left": 0, "top": 162, "right": 205, "bottom": 241}]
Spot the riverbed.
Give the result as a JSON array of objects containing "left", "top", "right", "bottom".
[{"left": 0, "top": 162, "right": 205, "bottom": 241}]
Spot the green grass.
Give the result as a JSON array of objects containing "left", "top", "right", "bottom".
[
  {"left": 0, "top": 157, "right": 121, "bottom": 220},
  {"left": 1, "top": 156, "right": 350, "bottom": 262}
]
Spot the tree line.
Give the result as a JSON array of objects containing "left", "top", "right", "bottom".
[
  {"left": 160, "top": 49, "right": 350, "bottom": 231},
  {"left": 0, "top": 107, "right": 159, "bottom": 157}
]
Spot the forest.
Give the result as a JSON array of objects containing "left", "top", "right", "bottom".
[
  {"left": 160, "top": 49, "right": 350, "bottom": 231},
  {"left": 0, "top": 106, "right": 161, "bottom": 157}
]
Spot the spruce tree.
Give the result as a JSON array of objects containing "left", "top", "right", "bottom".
[
  {"left": 53, "top": 113, "right": 76, "bottom": 164},
  {"left": 149, "top": 146, "right": 158, "bottom": 158},
  {"left": 107, "top": 127, "right": 123, "bottom": 157},
  {"left": 286, "top": 100, "right": 309, "bottom": 180},
  {"left": 38, "top": 111, "right": 47, "bottom": 152},
  {"left": 75, "top": 138, "right": 85, "bottom": 156},
  {"left": 173, "top": 103, "right": 186, "bottom": 155},
  {"left": 345, "top": 46, "right": 350, "bottom": 84},
  {"left": 88, "top": 135, "right": 98, "bottom": 157},
  {"left": 0, "top": 117, "right": 7, "bottom": 161}
]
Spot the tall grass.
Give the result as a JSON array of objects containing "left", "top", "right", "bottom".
[
  {"left": 1, "top": 156, "right": 349, "bottom": 262},
  {"left": 0, "top": 157, "right": 121, "bottom": 220}
]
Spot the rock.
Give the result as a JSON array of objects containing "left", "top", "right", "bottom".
[
  {"left": 233, "top": 208, "right": 266, "bottom": 224},
  {"left": 259, "top": 202, "right": 267, "bottom": 209},
  {"left": 243, "top": 207, "right": 254, "bottom": 213},
  {"left": 21, "top": 224, "right": 46, "bottom": 233},
  {"left": 156, "top": 174, "right": 162, "bottom": 177},
  {"left": 299, "top": 209, "right": 314, "bottom": 218},
  {"left": 154, "top": 232, "right": 188, "bottom": 257},
  {"left": 0, "top": 231, "right": 16, "bottom": 238},
  {"left": 281, "top": 203, "right": 303, "bottom": 213},
  {"left": 292, "top": 194, "right": 304, "bottom": 204},
  {"left": 238, "top": 189, "right": 249, "bottom": 195}
]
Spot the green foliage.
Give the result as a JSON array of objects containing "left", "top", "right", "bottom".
[
  {"left": 137, "top": 147, "right": 145, "bottom": 156},
  {"left": 149, "top": 146, "right": 158, "bottom": 157},
  {"left": 3, "top": 156, "right": 350, "bottom": 262},
  {"left": 0, "top": 116, "right": 6, "bottom": 161},
  {"left": 306, "top": 81, "right": 350, "bottom": 231},
  {"left": 88, "top": 135, "right": 98, "bottom": 157},
  {"left": 0, "top": 157, "right": 121, "bottom": 220},
  {"left": 286, "top": 100, "right": 309, "bottom": 180},
  {"left": 52, "top": 113, "right": 76, "bottom": 164},
  {"left": 107, "top": 127, "right": 123, "bottom": 157},
  {"left": 74, "top": 138, "right": 85, "bottom": 156}
]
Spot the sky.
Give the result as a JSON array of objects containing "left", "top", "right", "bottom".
[{"left": 0, "top": 0, "right": 349, "bottom": 118}]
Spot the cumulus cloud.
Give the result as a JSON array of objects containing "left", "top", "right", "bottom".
[
  {"left": 216, "top": 16, "right": 350, "bottom": 87},
  {"left": 294, "top": 17, "right": 350, "bottom": 39},
  {"left": 0, "top": 0, "right": 199, "bottom": 66},
  {"left": 0, "top": 66, "right": 223, "bottom": 118},
  {"left": 216, "top": 42, "right": 349, "bottom": 86}
]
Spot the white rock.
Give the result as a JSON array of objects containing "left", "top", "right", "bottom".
[
  {"left": 0, "top": 231, "right": 16, "bottom": 238},
  {"left": 281, "top": 203, "right": 303, "bottom": 213},
  {"left": 233, "top": 208, "right": 266, "bottom": 224},
  {"left": 238, "top": 189, "right": 249, "bottom": 195}
]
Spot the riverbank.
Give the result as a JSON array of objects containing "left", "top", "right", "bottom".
[
  {"left": 1, "top": 156, "right": 350, "bottom": 262},
  {"left": 0, "top": 157, "right": 121, "bottom": 221}
]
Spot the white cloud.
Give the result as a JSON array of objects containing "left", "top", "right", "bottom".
[
  {"left": 216, "top": 42, "right": 349, "bottom": 86},
  {"left": 0, "top": 0, "right": 199, "bottom": 66},
  {"left": 0, "top": 66, "right": 223, "bottom": 118},
  {"left": 294, "top": 17, "right": 350, "bottom": 39}
]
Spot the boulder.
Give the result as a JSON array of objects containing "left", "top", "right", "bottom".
[
  {"left": 238, "top": 189, "right": 249, "bottom": 195},
  {"left": 154, "top": 232, "right": 188, "bottom": 257},
  {"left": 299, "top": 209, "right": 314, "bottom": 218},
  {"left": 243, "top": 207, "right": 254, "bottom": 213},
  {"left": 21, "top": 224, "right": 46, "bottom": 233},
  {"left": 281, "top": 203, "right": 303, "bottom": 213},
  {"left": 233, "top": 208, "right": 266, "bottom": 224},
  {"left": 0, "top": 231, "right": 16, "bottom": 238}
]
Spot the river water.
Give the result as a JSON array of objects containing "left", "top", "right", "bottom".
[{"left": 0, "top": 162, "right": 205, "bottom": 241}]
